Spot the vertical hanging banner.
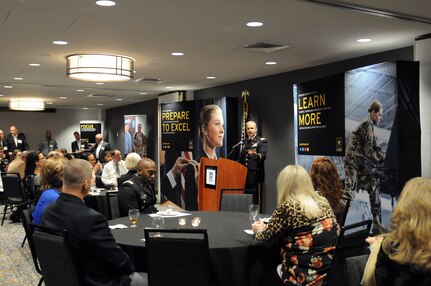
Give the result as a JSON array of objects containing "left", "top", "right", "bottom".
[
  {"left": 296, "top": 74, "right": 345, "bottom": 155},
  {"left": 161, "top": 101, "right": 195, "bottom": 151},
  {"left": 80, "top": 121, "right": 102, "bottom": 144}
]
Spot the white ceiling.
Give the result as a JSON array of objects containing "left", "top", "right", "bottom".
[{"left": 0, "top": 0, "right": 430, "bottom": 110}]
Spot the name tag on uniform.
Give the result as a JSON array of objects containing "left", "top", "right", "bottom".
[
  {"left": 18, "top": 139, "right": 22, "bottom": 143},
  {"left": 49, "top": 144, "right": 54, "bottom": 148}
]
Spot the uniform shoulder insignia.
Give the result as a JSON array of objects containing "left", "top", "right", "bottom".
[{"left": 123, "top": 180, "right": 134, "bottom": 186}]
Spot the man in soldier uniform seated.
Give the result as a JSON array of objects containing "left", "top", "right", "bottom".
[
  {"left": 118, "top": 157, "right": 158, "bottom": 216},
  {"left": 238, "top": 120, "right": 268, "bottom": 209}
]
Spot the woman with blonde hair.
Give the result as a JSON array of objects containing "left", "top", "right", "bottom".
[
  {"left": 369, "top": 177, "right": 431, "bottom": 286},
  {"left": 252, "top": 165, "right": 338, "bottom": 286},
  {"left": 31, "top": 155, "right": 68, "bottom": 224}
]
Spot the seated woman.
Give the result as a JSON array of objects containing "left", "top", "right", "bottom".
[
  {"left": 364, "top": 177, "right": 431, "bottom": 286},
  {"left": 118, "top": 152, "right": 141, "bottom": 187},
  {"left": 31, "top": 155, "right": 68, "bottom": 224},
  {"left": 24, "top": 151, "right": 46, "bottom": 200},
  {"left": 252, "top": 165, "right": 339, "bottom": 286},
  {"left": 309, "top": 157, "right": 345, "bottom": 223}
]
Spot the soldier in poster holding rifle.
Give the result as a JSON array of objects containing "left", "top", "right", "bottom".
[{"left": 344, "top": 99, "right": 386, "bottom": 234}]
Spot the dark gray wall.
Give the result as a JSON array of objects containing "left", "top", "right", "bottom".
[
  {"left": 106, "top": 46, "right": 413, "bottom": 213},
  {"left": 194, "top": 47, "right": 413, "bottom": 213}
]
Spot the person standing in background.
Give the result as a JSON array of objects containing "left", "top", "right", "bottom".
[
  {"left": 5, "top": 125, "right": 28, "bottom": 153},
  {"left": 133, "top": 123, "right": 147, "bottom": 157},
  {"left": 124, "top": 123, "right": 133, "bottom": 156},
  {"left": 90, "top": 133, "right": 111, "bottom": 163},
  {"left": 38, "top": 130, "right": 58, "bottom": 156},
  {"left": 71, "top": 131, "right": 89, "bottom": 154},
  {"left": 238, "top": 120, "right": 268, "bottom": 209}
]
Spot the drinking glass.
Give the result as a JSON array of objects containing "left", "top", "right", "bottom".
[
  {"left": 249, "top": 204, "right": 259, "bottom": 224},
  {"left": 128, "top": 209, "right": 140, "bottom": 228},
  {"left": 152, "top": 216, "right": 165, "bottom": 237}
]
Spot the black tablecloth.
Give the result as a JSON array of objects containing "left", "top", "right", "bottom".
[
  {"left": 84, "top": 190, "right": 110, "bottom": 218},
  {"left": 109, "top": 211, "right": 279, "bottom": 286}
]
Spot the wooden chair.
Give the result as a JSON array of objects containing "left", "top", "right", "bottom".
[
  {"left": 219, "top": 188, "right": 253, "bottom": 212},
  {"left": 30, "top": 223, "right": 82, "bottom": 286},
  {"left": 144, "top": 228, "right": 212, "bottom": 286}
]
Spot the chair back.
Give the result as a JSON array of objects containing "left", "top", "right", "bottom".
[
  {"left": 105, "top": 191, "right": 120, "bottom": 219},
  {"left": 21, "top": 208, "right": 43, "bottom": 275},
  {"left": 1, "top": 172, "right": 26, "bottom": 202},
  {"left": 324, "top": 219, "right": 372, "bottom": 286},
  {"left": 144, "top": 228, "right": 211, "bottom": 286},
  {"left": 338, "top": 198, "right": 351, "bottom": 227},
  {"left": 219, "top": 188, "right": 253, "bottom": 212},
  {"left": 30, "top": 223, "right": 81, "bottom": 286}
]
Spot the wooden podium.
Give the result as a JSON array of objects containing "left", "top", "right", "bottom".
[{"left": 198, "top": 158, "right": 247, "bottom": 211}]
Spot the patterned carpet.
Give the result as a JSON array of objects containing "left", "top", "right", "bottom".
[{"left": 0, "top": 205, "right": 41, "bottom": 286}]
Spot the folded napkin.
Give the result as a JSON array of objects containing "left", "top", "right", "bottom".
[{"left": 109, "top": 224, "right": 128, "bottom": 229}]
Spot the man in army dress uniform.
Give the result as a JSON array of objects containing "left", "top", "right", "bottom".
[
  {"left": 344, "top": 100, "right": 385, "bottom": 233},
  {"left": 239, "top": 121, "right": 268, "bottom": 209},
  {"left": 118, "top": 158, "right": 158, "bottom": 216}
]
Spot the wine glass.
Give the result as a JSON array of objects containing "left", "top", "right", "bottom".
[
  {"left": 128, "top": 209, "right": 140, "bottom": 228},
  {"left": 152, "top": 216, "right": 165, "bottom": 237}
]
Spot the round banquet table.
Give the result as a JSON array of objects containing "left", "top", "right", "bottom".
[{"left": 109, "top": 211, "right": 279, "bottom": 286}]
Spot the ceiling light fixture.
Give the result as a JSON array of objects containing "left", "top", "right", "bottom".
[
  {"left": 206, "top": 76, "right": 216, "bottom": 79},
  {"left": 14, "top": 77, "right": 23, "bottom": 80},
  {"left": 53, "top": 40, "right": 68, "bottom": 45},
  {"left": 9, "top": 98, "right": 45, "bottom": 111},
  {"left": 29, "top": 63, "right": 41, "bottom": 67},
  {"left": 246, "top": 21, "right": 263, "bottom": 27},
  {"left": 96, "top": 0, "right": 116, "bottom": 6},
  {"left": 171, "top": 52, "right": 184, "bottom": 56},
  {"left": 66, "top": 54, "right": 134, "bottom": 82},
  {"left": 357, "top": 38, "right": 372, "bottom": 43},
  {"left": 4, "top": 85, "right": 13, "bottom": 89},
  {"left": 265, "top": 61, "right": 277, "bottom": 65}
]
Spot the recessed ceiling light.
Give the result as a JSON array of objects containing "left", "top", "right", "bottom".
[
  {"left": 116, "top": 98, "right": 123, "bottom": 101},
  {"left": 265, "top": 61, "right": 277, "bottom": 65},
  {"left": 47, "top": 102, "right": 53, "bottom": 105},
  {"left": 76, "top": 89, "right": 85, "bottom": 92},
  {"left": 206, "top": 76, "right": 216, "bottom": 80},
  {"left": 246, "top": 21, "right": 263, "bottom": 27},
  {"left": 97, "top": 103, "right": 104, "bottom": 106},
  {"left": 95, "top": 82, "right": 104, "bottom": 85},
  {"left": 139, "top": 92, "right": 147, "bottom": 95},
  {"left": 59, "top": 96, "right": 67, "bottom": 99},
  {"left": 96, "top": 0, "right": 116, "bottom": 6},
  {"left": 14, "top": 77, "right": 23, "bottom": 80},
  {"left": 4, "top": 85, "right": 13, "bottom": 89},
  {"left": 29, "top": 63, "right": 40, "bottom": 67},
  {"left": 0, "top": 94, "right": 4, "bottom": 97},
  {"left": 357, "top": 38, "right": 372, "bottom": 43},
  {"left": 82, "top": 107, "right": 88, "bottom": 110},
  {"left": 166, "top": 86, "right": 174, "bottom": 89},
  {"left": 52, "top": 40, "right": 68, "bottom": 45},
  {"left": 171, "top": 52, "right": 184, "bottom": 56}
]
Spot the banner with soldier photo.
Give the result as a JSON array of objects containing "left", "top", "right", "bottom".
[{"left": 294, "top": 61, "right": 420, "bottom": 234}]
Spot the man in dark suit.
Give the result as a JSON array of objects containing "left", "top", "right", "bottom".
[
  {"left": 4, "top": 125, "right": 28, "bottom": 153},
  {"left": 41, "top": 159, "right": 146, "bottom": 286},
  {"left": 71, "top": 131, "right": 89, "bottom": 153},
  {"left": 238, "top": 121, "right": 268, "bottom": 208},
  {"left": 90, "top": 133, "right": 111, "bottom": 163},
  {"left": 0, "top": 129, "right": 8, "bottom": 156}
]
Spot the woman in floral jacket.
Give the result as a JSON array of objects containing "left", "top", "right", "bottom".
[{"left": 252, "top": 165, "right": 339, "bottom": 286}]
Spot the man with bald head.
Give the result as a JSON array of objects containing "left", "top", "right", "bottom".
[
  {"left": 238, "top": 120, "right": 268, "bottom": 209},
  {"left": 5, "top": 125, "right": 28, "bottom": 153},
  {"left": 41, "top": 159, "right": 146, "bottom": 285},
  {"left": 118, "top": 157, "right": 158, "bottom": 216}
]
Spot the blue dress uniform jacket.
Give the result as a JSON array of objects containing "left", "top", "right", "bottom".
[
  {"left": 118, "top": 174, "right": 157, "bottom": 216},
  {"left": 239, "top": 135, "right": 268, "bottom": 186}
]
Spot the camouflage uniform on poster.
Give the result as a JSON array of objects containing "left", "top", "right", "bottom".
[{"left": 344, "top": 100, "right": 385, "bottom": 233}]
